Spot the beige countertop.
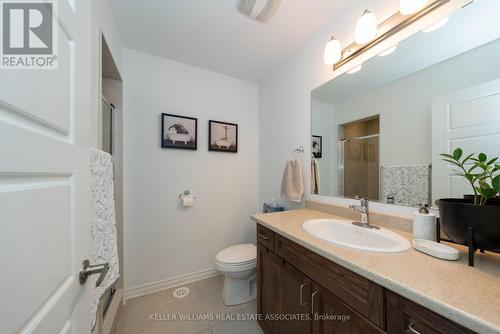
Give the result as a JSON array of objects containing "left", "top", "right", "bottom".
[{"left": 251, "top": 208, "right": 500, "bottom": 334}]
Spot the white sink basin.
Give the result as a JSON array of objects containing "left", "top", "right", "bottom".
[{"left": 302, "top": 219, "right": 411, "bottom": 253}]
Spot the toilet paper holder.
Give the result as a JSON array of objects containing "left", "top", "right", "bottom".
[{"left": 178, "top": 190, "right": 195, "bottom": 200}]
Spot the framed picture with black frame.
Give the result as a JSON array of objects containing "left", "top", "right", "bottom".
[
  {"left": 208, "top": 120, "right": 238, "bottom": 153},
  {"left": 161, "top": 113, "right": 198, "bottom": 150},
  {"left": 312, "top": 135, "right": 322, "bottom": 158}
]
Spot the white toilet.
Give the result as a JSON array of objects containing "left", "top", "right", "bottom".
[{"left": 215, "top": 243, "right": 257, "bottom": 306}]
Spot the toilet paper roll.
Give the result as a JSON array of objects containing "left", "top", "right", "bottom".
[
  {"left": 413, "top": 211, "right": 436, "bottom": 241},
  {"left": 182, "top": 195, "right": 194, "bottom": 207}
]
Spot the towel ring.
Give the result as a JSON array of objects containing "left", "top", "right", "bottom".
[{"left": 291, "top": 146, "right": 304, "bottom": 159}]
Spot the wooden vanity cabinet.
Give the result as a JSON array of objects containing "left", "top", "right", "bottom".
[
  {"left": 257, "top": 240, "right": 383, "bottom": 334},
  {"left": 257, "top": 245, "right": 283, "bottom": 334},
  {"left": 311, "top": 282, "right": 385, "bottom": 334},
  {"left": 256, "top": 223, "right": 477, "bottom": 334},
  {"left": 257, "top": 224, "right": 274, "bottom": 250},
  {"left": 386, "top": 290, "right": 475, "bottom": 334},
  {"left": 280, "top": 262, "right": 312, "bottom": 334},
  {"left": 273, "top": 233, "right": 385, "bottom": 328},
  {"left": 257, "top": 243, "right": 312, "bottom": 334}
]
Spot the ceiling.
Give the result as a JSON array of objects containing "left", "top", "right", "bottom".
[{"left": 108, "top": 0, "right": 350, "bottom": 83}]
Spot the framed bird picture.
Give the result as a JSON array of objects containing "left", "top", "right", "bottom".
[{"left": 161, "top": 113, "right": 198, "bottom": 150}]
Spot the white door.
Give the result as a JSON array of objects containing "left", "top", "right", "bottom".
[
  {"left": 0, "top": 1, "right": 93, "bottom": 333},
  {"left": 432, "top": 78, "right": 500, "bottom": 204}
]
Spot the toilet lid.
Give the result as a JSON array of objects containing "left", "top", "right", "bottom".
[{"left": 216, "top": 244, "right": 256, "bottom": 265}]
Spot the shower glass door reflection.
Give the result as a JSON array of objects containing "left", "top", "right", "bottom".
[{"left": 339, "top": 135, "right": 379, "bottom": 200}]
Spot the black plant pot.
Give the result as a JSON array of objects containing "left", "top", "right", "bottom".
[
  {"left": 439, "top": 198, "right": 500, "bottom": 266},
  {"left": 462, "top": 195, "right": 500, "bottom": 204}
]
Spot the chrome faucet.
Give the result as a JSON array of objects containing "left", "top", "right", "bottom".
[{"left": 349, "top": 196, "right": 379, "bottom": 229}]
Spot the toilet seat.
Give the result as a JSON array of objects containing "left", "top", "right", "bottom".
[
  {"left": 215, "top": 259, "right": 256, "bottom": 272},
  {"left": 216, "top": 243, "right": 256, "bottom": 264},
  {"left": 215, "top": 243, "right": 256, "bottom": 272}
]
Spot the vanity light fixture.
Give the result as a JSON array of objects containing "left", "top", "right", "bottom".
[
  {"left": 355, "top": 10, "right": 378, "bottom": 44},
  {"left": 323, "top": 37, "right": 342, "bottom": 65},
  {"left": 347, "top": 64, "right": 363, "bottom": 74},
  {"left": 325, "top": 0, "right": 470, "bottom": 71},
  {"left": 422, "top": 17, "right": 449, "bottom": 32},
  {"left": 378, "top": 45, "right": 398, "bottom": 56},
  {"left": 400, "top": 0, "right": 429, "bottom": 15}
]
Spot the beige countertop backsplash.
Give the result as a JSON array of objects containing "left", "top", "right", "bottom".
[{"left": 251, "top": 201, "right": 500, "bottom": 334}]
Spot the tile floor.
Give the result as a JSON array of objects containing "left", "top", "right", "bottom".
[{"left": 115, "top": 275, "right": 263, "bottom": 334}]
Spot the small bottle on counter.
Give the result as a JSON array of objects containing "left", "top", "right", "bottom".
[
  {"left": 413, "top": 204, "right": 437, "bottom": 241},
  {"left": 263, "top": 197, "right": 285, "bottom": 213}
]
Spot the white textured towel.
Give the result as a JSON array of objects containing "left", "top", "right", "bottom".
[
  {"left": 281, "top": 159, "right": 304, "bottom": 202},
  {"left": 90, "top": 149, "right": 120, "bottom": 329}
]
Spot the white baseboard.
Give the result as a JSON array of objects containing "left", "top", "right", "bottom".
[{"left": 124, "top": 268, "right": 220, "bottom": 301}]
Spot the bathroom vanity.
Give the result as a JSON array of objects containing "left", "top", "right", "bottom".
[
  {"left": 256, "top": 4, "right": 500, "bottom": 330},
  {"left": 252, "top": 206, "right": 500, "bottom": 334}
]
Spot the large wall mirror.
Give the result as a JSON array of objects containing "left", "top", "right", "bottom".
[{"left": 311, "top": 0, "right": 500, "bottom": 208}]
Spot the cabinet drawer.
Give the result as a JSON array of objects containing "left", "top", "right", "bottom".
[
  {"left": 386, "top": 290, "right": 476, "bottom": 334},
  {"left": 274, "top": 234, "right": 385, "bottom": 329},
  {"left": 257, "top": 223, "right": 274, "bottom": 250}
]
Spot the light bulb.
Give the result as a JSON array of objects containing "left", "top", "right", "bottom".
[
  {"left": 323, "top": 37, "right": 342, "bottom": 65},
  {"left": 378, "top": 45, "right": 398, "bottom": 57},
  {"left": 355, "top": 10, "right": 378, "bottom": 44},
  {"left": 347, "top": 64, "right": 362, "bottom": 74},
  {"left": 400, "top": 0, "right": 429, "bottom": 15},
  {"left": 422, "top": 17, "right": 449, "bottom": 33}
]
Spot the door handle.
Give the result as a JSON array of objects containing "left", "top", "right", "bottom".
[
  {"left": 299, "top": 283, "right": 307, "bottom": 306},
  {"left": 79, "top": 260, "right": 110, "bottom": 287},
  {"left": 311, "top": 291, "right": 319, "bottom": 316}
]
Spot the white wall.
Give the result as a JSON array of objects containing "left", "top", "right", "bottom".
[
  {"left": 122, "top": 48, "right": 260, "bottom": 290},
  {"left": 93, "top": 0, "right": 122, "bottom": 73},
  {"left": 259, "top": 0, "right": 475, "bottom": 217}
]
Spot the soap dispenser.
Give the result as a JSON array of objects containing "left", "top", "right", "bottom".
[{"left": 413, "top": 204, "right": 436, "bottom": 241}]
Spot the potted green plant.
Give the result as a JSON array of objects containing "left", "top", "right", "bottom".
[{"left": 438, "top": 148, "right": 500, "bottom": 266}]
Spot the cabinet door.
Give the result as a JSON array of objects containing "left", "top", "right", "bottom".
[
  {"left": 274, "top": 234, "right": 385, "bottom": 328},
  {"left": 281, "top": 263, "right": 312, "bottom": 334},
  {"left": 257, "top": 243, "right": 282, "bottom": 334},
  {"left": 311, "top": 283, "right": 385, "bottom": 334}
]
